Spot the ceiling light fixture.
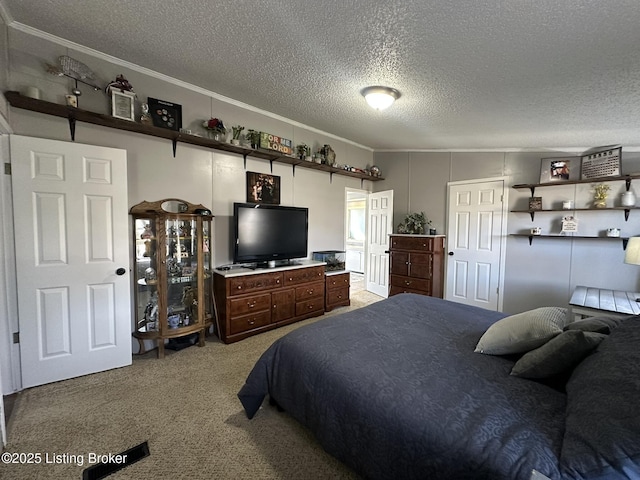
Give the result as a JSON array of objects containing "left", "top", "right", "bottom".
[{"left": 361, "top": 86, "right": 401, "bottom": 111}]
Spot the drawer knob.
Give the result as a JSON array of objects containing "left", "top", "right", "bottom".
[
  {"left": 405, "top": 281, "right": 411, "bottom": 285},
  {"left": 308, "top": 305, "right": 314, "bottom": 309},
  {"left": 248, "top": 320, "right": 255, "bottom": 326},
  {"left": 237, "top": 285, "right": 242, "bottom": 290},
  {"left": 248, "top": 302, "right": 255, "bottom": 308},
  {"left": 337, "top": 295, "right": 342, "bottom": 299},
  {"left": 276, "top": 279, "right": 280, "bottom": 283}
]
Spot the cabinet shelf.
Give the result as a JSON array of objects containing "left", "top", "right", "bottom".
[{"left": 4, "top": 91, "right": 383, "bottom": 184}]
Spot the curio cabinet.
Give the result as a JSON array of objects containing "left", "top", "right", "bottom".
[{"left": 130, "top": 199, "right": 214, "bottom": 358}]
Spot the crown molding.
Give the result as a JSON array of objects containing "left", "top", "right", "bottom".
[{"left": 376, "top": 146, "right": 640, "bottom": 153}]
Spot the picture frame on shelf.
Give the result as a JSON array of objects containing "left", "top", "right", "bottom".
[
  {"left": 246, "top": 171, "right": 281, "bottom": 205},
  {"left": 539, "top": 156, "right": 579, "bottom": 183},
  {"left": 528, "top": 197, "right": 542, "bottom": 210},
  {"left": 111, "top": 90, "right": 136, "bottom": 122},
  {"left": 148, "top": 97, "right": 182, "bottom": 131},
  {"left": 580, "top": 146, "right": 622, "bottom": 179}
]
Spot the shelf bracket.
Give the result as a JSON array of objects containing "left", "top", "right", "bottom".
[
  {"left": 330, "top": 172, "right": 334, "bottom": 184},
  {"left": 625, "top": 208, "right": 630, "bottom": 221},
  {"left": 626, "top": 177, "right": 632, "bottom": 191},
  {"left": 171, "top": 138, "right": 178, "bottom": 158},
  {"left": 528, "top": 235, "right": 534, "bottom": 245},
  {"left": 360, "top": 178, "right": 364, "bottom": 189},
  {"left": 529, "top": 186, "right": 536, "bottom": 196},
  {"left": 529, "top": 211, "right": 535, "bottom": 221},
  {"left": 67, "top": 113, "right": 76, "bottom": 141},
  {"left": 292, "top": 164, "right": 296, "bottom": 177},
  {"left": 623, "top": 238, "right": 629, "bottom": 250},
  {"left": 243, "top": 154, "right": 247, "bottom": 170},
  {"left": 270, "top": 160, "right": 274, "bottom": 173}
]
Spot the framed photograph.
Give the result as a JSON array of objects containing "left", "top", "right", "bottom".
[
  {"left": 539, "top": 156, "right": 579, "bottom": 183},
  {"left": 148, "top": 97, "right": 182, "bottom": 131},
  {"left": 580, "top": 146, "right": 621, "bottom": 179},
  {"left": 246, "top": 171, "right": 281, "bottom": 205},
  {"left": 111, "top": 90, "right": 136, "bottom": 121}
]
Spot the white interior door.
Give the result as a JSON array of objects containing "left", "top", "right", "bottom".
[
  {"left": 11, "top": 135, "right": 131, "bottom": 388},
  {"left": 445, "top": 179, "right": 507, "bottom": 311},
  {"left": 366, "top": 190, "right": 393, "bottom": 297}
]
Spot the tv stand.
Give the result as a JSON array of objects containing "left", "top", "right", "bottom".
[{"left": 213, "top": 261, "right": 325, "bottom": 343}]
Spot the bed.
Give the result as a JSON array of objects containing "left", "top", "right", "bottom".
[{"left": 238, "top": 293, "right": 640, "bottom": 480}]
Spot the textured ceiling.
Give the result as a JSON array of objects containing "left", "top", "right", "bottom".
[{"left": 3, "top": 0, "right": 640, "bottom": 150}]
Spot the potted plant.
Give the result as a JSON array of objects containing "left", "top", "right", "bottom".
[
  {"left": 397, "top": 212, "right": 432, "bottom": 234},
  {"left": 296, "top": 143, "right": 311, "bottom": 161},
  {"left": 203, "top": 117, "right": 226, "bottom": 141},
  {"left": 246, "top": 129, "right": 260, "bottom": 149},
  {"left": 231, "top": 125, "right": 244, "bottom": 146}
]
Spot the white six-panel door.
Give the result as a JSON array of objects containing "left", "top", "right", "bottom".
[
  {"left": 366, "top": 190, "right": 393, "bottom": 297},
  {"left": 445, "top": 179, "right": 506, "bottom": 311},
  {"left": 11, "top": 135, "right": 131, "bottom": 388}
]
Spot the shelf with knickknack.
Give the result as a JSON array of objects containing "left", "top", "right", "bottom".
[
  {"left": 511, "top": 174, "right": 640, "bottom": 249},
  {"left": 4, "top": 90, "right": 383, "bottom": 186}
]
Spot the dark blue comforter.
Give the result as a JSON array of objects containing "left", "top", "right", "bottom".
[{"left": 238, "top": 294, "right": 567, "bottom": 479}]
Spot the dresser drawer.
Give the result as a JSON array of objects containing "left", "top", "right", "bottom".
[
  {"left": 296, "top": 298, "right": 324, "bottom": 316},
  {"left": 326, "top": 272, "right": 350, "bottom": 290},
  {"left": 229, "top": 272, "right": 283, "bottom": 296},
  {"left": 390, "top": 275, "right": 430, "bottom": 292},
  {"left": 390, "top": 236, "right": 433, "bottom": 251},
  {"left": 283, "top": 266, "right": 325, "bottom": 286},
  {"left": 295, "top": 281, "right": 324, "bottom": 301},
  {"left": 229, "top": 310, "right": 271, "bottom": 335},
  {"left": 229, "top": 293, "right": 271, "bottom": 316},
  {"left": 327, "top": 286, "right": 349, "bottom": 305}
]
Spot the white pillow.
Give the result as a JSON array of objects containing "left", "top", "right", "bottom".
[{"left": 475, "top": 307, "right": 568, "bottom": 355}]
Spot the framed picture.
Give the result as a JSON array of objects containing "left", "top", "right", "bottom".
[
  {"left": 528, "top": 197, "right": 542, "bottom": 210},
  {"left": 148, "top": 97, "right": 182, "bottom": 131},
  {"left": 246, "top": 171, "right": 281, "bottom": 205},
  {"left": 111, "top": 90, "right": 136, "bottom": 121},
  {"left": 539, "top": 156, "right": 579, "bottom": 183},
  {"left": 580, "top": 146, "right": 621, "bottom": 179}
]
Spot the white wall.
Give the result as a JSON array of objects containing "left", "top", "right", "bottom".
[
  {"left": 376, "top": 150, "right": 640, "bottom": 314},
  {"left": 0, "top": 26, "right": 375, "bottom": 393}
]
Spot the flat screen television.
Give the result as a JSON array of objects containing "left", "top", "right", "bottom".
[{"left": 233, "top": 203, "right": 309, "bottom": 265}]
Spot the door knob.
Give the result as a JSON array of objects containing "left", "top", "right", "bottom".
[
  {"left": 116, "top": 267, "right": 126, "bottom": 275},
  {"left": 448, "top": 252, "right": 454, "bottom": 256}
]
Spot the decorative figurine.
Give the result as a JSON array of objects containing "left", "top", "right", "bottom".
[{"left": 140, "top": 103, "right": 153, "bottom": 125}]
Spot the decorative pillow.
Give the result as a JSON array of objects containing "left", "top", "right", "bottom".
[
  {"left": 563, "top": 315, "right": 624, "bottom": 334},
  {"left": 561, "top": 316, "right": 640, "bottom": 478},
  {"left": 474, "top": 307, "right": 568, "bottom": 355},
  {"left": 510, "top": 330, "right": 606, "bottom": 379}
]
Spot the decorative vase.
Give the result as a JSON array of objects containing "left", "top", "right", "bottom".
[
  {"left": 208, "top": 130, "right": 224, "bottom": 141},
  {"left": 621, "top": 190, "right": 636, "bottom": 207}
]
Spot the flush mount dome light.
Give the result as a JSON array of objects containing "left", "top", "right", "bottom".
[{"left": 361, "top": 86, "right": 401, "bottom": 111}]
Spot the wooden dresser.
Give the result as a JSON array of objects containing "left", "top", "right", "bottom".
[
  {"left": 213, "top": 262, "right": 325, "bottom": 343},
  {"left": 389, "top": 235, "right": 445, "bottom": 298},
  {"left": 325, "top": 271, "right": 350, "bottom": 311}
]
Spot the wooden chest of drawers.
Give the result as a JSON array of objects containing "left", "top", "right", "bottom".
[
  {"left": 389, "top": 235, "right": 445, "bottom": 298},
  {"left": 325, "top": 271, "right": 350, "bottom": 311},
  {"left": 214, "top": 264, "right": 325, "bottom": 343}
]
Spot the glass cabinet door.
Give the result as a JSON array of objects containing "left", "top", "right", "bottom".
[
  {"left": 165, "top": 217, "right": 199, "bottom": 330},
  {"left": 134, "top": 217, "right": 159, "bottom": 332},
  {"left": 202, "top": 218, "right": 212, "bottom": 321}
]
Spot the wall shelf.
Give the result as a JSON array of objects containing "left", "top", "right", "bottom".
[
  {"left": 4, "top": 91, "right": 383, "bottom": 185},
  {"left": 510, "top": 233, "right": 629, "bottom": 249},
  {"left": 511, "top": 206, "right": 640, "bottom": 221},
  {"left": 512, "top": 174, "right": 640, "bottom": 196}
]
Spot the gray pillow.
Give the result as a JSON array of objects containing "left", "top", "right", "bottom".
[
  {"left": 510, "top": 330, "right": 607, "bottom": 379},
  {"left": 563, "top": 315, "right": 624, "bottom": 334},
  {"left": 475, "top": 307, "right": 568, "bottom": 355}
]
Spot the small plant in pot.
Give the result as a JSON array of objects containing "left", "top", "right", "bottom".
[
  {"left": 246, "top": 129, "right": 260, "bottom": 149},
  {"left": 231, "top": 125, "right": 244, "bottom": 145},
  {"left": 397, "top": 212, "right": 432, "bottom": 234},
  {"left": 296, "top": 143, "right": 311, "bottom": 161}
]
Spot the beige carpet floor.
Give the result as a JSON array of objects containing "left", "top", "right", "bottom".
[{"left": 2, "top": 288, "right": 382, "bottom": 479}]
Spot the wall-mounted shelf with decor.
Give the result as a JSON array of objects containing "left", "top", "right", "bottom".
[
  {"left": 512, "top": 173, "right": 640, "bottom": 197},
  {"left": 510, "top": 233, "right": 630, "bottom": 249},
  {"left": 4, "top": 91, "right": 383, "bottom": 185},
  {"left": 511, "top": 206, "right": 640, "bottom": 221}
]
